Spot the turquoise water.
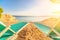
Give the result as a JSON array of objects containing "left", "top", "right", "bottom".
[
  {"left": 0, "top": 22, "right": 27, "bottom": 40},
  {"left": 34, "top": 22, "right": 51, "bottom": 35},
  {"left": 0, "top": 24, "right": 6, "bottom": 32},
  {"left": 11, "top": 22, "right": 27, "bottom": 32},
  {"left": 0, "top": 29, "right": 14, "bottom": 40}
]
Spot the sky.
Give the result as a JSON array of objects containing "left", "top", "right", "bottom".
[
  {"left": 0, "top": 0, "right": 60, "bottom": 16},
  {"left": 0, "top": 0, "right": 38, "bottom": 15},
  {"left": 0, "top": 0, "right": 36, "bottom": 11}
]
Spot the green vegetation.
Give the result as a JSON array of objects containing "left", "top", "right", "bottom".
[{"left": 0, "top": 8, "right": 3, "bottom": 18}]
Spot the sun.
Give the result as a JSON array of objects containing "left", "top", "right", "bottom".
[
  {"left": 50, "top": 0, "right": 56, "bottom": 3},
  {"left": 50, "top": 0, "right": 60, "bottom": 3}
]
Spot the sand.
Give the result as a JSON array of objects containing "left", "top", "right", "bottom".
[
  {"left": 41, "top": 18, "right": 58, "bottom": 27},
  {"left": 1, "top": 14, "right": 18, "bottom": 26},
  {"left": 15, "top": 23, "right": 52, "bottom": 40}
]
